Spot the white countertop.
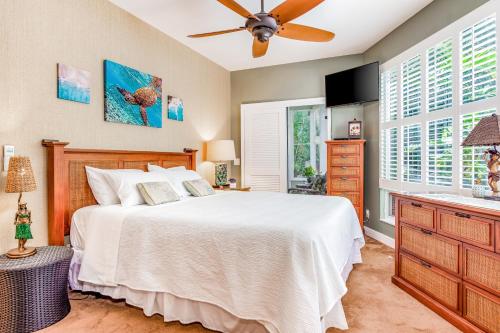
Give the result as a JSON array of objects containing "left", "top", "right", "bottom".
[{"left": 413, "top": 193, "right": 500, "bottom": 212}]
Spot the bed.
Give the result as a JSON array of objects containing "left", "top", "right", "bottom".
[{"left": 43, "top": 142, "right": 365, "bottom": 333}]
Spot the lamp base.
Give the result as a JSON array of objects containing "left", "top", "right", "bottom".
[
  {"left": 6, "top": 247, "right": 37, "bottom": 259},
  {"left": 215, "top": 162, "right": 228, "bottom": 186}
]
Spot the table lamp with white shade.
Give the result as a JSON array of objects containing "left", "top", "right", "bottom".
[{"left": 207, "top": 140, "right": 236, "bottom": 186}]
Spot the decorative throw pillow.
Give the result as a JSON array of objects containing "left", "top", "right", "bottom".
[
  {"left": 137, "top": 182, "right": 180, "bottom": 205},
  {"left": 183, "top": 179, "right": 216, "bottom": 197},
  {"left": 149, "top": 168, "right": 203, "bottom": 197}
]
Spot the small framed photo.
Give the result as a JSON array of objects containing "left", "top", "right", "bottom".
[{"left": 348, "top": 119, "right": 362, "bottom": 139}]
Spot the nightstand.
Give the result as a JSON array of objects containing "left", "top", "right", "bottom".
[
  {"left": 213, "top": 185, "right": 251, "bottom": 192},
  {"left": 0, "top": 246, "right": 73, "bottom": 333}
]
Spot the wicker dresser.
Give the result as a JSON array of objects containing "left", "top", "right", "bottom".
[
  {"left": 0, "top": 246, "right": 73, "bottom": 333},
  {"left": 326, "top": 140, "right": 365, "bottom": 226},
  {"left": 392, "top": 193, "right": 500, "bottom": 333}
]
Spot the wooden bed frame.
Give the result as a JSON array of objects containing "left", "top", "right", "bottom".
[{"left": 42, "top": 141, "right": 197, "bottom": 245}]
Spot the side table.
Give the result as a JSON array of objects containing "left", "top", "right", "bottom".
[{"left": 0, "top": 246, "right": 73, "bottom": 333}]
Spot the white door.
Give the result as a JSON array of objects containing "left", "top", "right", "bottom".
[{"left": 241, "top": 105, "right": 287, "bottom": 192}]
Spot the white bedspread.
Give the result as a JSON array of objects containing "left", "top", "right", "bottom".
[{"left": 73, "top": 191, "right": 364, "bottom": 333}]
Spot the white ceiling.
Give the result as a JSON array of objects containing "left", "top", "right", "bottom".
[{"left": 109, "top": 0, "right": 433, "bottom": 71}]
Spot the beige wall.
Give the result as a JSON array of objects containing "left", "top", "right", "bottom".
[{"left": 0, "top": 0, "right": 231, "bottom": 253}]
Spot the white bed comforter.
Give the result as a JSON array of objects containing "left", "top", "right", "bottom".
[{"left": 74, "top": 191, "right": 364, "bottom": 333}]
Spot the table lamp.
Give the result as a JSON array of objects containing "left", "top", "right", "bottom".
[
  {"left": 462, "top": 114, "right": 500, "bottom": 200},
  {"left": 5, "top": 156, "right": 37, "bottom": 258},
  {"left": 207, "top": 140, "right": 236, "bottom": 187}
]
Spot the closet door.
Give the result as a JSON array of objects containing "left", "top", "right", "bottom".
[{"left": 241, "top": 105, "right": 287, "bottom": 192}]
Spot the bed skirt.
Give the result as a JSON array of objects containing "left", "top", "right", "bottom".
[{"left": 69, "top": 239, "right": 363, "bottom": 333}]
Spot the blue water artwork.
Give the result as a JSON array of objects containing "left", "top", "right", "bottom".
[
  {"left": 104, "top": 60, "right": 162, "bottom": 128},
  {"left": 167, "top": 96, "right": 184, "bottom": 122},
  {"left": 57, "top": 64, "right": 90, "bottom": 104}
]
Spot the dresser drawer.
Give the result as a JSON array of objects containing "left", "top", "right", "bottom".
[
  {"left": 438, "top": 209, "right": 495, "bottom": 251},
  {"left": 399, "top": 253, "right": 461, "bottom": 313},
  {"left": 329, "top": 166, "right": 360, "bottom": 177},
  {"left": 330, "top": 178, "right": 359, "bottom": 192},
  {"left": 330, "top": 144, "right": 359, "bottom": 155},
  {"left": 331, "top": 192, "right": 360, "bottom": 206},
  {"left": 400, "top": 224, "right": 461, "bottom": 275},
  {"left": 330, "top": 155, "right": 360, "bottom": 166},
  {"left": 464, "top": 245, "right": 500, "bottom": 295},
  {"left": 463, "top": 283, "right": 500, "bottom": 333},
  {"left": 399, "top": 200, "right": 436, "bottom": 231}
]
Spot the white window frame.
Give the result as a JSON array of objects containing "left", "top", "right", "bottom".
[{"left": 379, "top": 1, "right": 500, "bottom": 201}]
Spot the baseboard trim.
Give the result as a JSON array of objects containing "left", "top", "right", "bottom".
[{"left": 364, "top": 226, "right": 395, "bottom": 248}]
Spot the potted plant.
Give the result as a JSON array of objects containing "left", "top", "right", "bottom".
[{"left": 304, "top": 166, "right": 316, "bottom": 183}]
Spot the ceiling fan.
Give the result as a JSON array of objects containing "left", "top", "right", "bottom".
[{"left": 188, "top": 0, "right": 335, "bottom": 58}]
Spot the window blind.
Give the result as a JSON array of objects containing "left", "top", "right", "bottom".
[
  {"left": 380, "top": 69, "right": 398, "bottom": 122},
  {"left": 461, "top": 109, "right": 496, "bottom": 188},
  {"left": 402, "top": 124, "right": 422, "bottom": 183},
  {"left": 381, "top": 128, "right": 398, "bottom": 180},
  {"left": 427, "top": 39, "right": 453, "bottom": 112},
  {"left": 402, "top": 55, "right": 422, "bottom": 118},
  {"left": 427, "top": 118, "right": 453, "bottom": 186},
  {"left": 461, "top": 15, "right": 497, "bottom": 104}
]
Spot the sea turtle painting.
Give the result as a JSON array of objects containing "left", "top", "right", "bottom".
[{"left": 104, "top": 60, "right": 163, "bottom": 128}]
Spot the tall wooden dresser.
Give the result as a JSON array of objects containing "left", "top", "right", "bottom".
[
  {"left": 392, "top": 193, "right": 500, "bottom": 333},
  {"left": 326, "top": 140, "right": 365, "bottom": 227}
]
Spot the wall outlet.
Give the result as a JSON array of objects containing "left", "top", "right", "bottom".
[{"left": 365, "top": 209, "right": 370, "bottom": 220}]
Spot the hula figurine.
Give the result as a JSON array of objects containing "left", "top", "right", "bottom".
[
  {"left": 484, "top": 148, "right": 500, "bottom": 195},
  {"left": 14, "top": 202, "right": 34, "bottom": 254}
]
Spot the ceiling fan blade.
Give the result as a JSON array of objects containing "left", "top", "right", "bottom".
[
  {"left": 218, "top": 0, "right": 260, "bottom": 20},
  {"left": 276, "top": 23, "right": 334, "bottom": 42},
  {"left": 188, "top": 27, "right": 245, "bottom": 38},
  {"left": 252, "top": 38, "right": 269, "bottom": 58},
  {"left": 270, "top": 0, "right": 324, "bottom": 25}
]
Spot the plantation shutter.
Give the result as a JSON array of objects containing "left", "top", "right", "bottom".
[
  {"left": 402, "top": 55, "right": 422, "bottom": 118},
  {"left": 461, "top": 109, "right": 496, "bottom": 188},
  {"left": 402, "top": 124, "right": 422, "bottom": 183},
  {"left": 461, "top": 15, "right": 497, "bottom": 104},
  {"left": 427, "top": 118, "right": 453, "bottom": 186},
  {"left": 427, "top": 39, "right": 453, "bottom": 112},
  {"left": 380, "top": 69, "right": 398, "bottom": 122},
  {"left": 242, "top": 107, "right": 287, "bottom": 192},
  {"left": 381, "top": 128, "right": 398, "bottom": 180}
]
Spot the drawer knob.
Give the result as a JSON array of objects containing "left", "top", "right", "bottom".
[
  {"left": 341, "top": 167, "right": 348, "bottom": 170},
  {"left": 341, "top": 177, "right": 348, "bottom": 181},
  {"left": 411, "top": 202, "right": 423, "bottom": 208},
  {"left": 341, "top": 155, "right": 347, "bottom": 158},
  {"left": 455, "top": 212, "right": 471, "bottom": 219},
  {"left": 420, "top": 228, "right": 432, "bottom": 236},
  {"left": 420, "top": 260, "right": 432, "bottom": 269}
]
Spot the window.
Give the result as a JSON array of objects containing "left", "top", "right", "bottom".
[
  {"left": 401, "top": 55, "right": 422, "bottom": 118},
  {"left": 381, "top": 128, "right": 398, "bottom": 180},
  {"left": 380, "top": 69, "right": 398, "bottom": 122},
  {"left": 461, "top": 15, "right": 497, "bottom": 104},
  {"left": 461, "top": 109, "right": 496, "bottom": 188},
  {"left": 427, "top": 118, "right": 453, "bottom": 186},
  {"left": 380, "top": 6, "right": 498, "bottom": 214},
  {"left": 402, "top": 124, "right": 422, "bottom": 183},
  {"left": 427, "top": 39, "right": 453, "bottom": 112}
]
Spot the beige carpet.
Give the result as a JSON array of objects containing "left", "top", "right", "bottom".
[{"left": 41, "top": 237, "right": 459, "bottom": 333}]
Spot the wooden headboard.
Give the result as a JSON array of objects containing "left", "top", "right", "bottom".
[{"left": 42, "top": 141, "right": 197, "bottom": 245}]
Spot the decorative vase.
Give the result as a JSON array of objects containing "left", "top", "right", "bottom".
[{"left": 472, "top": 178, "right": 486, "bottom": 198}]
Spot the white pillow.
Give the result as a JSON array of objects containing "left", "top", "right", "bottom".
[
  {"left": 85, "top": 166, "right": 144, "bottom": 205},
  {"left": 104, "top": 171, "right": 174, "bottom": 207},
  {"left": 148, "top": 164, "right": 186, "bottom": 172},
  {"left": 149, "top": 168, "right": 202, "bottom": 197}
]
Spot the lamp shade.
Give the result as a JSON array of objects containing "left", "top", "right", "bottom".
[
  {"left": 462, "top": 114, "right": 500, "bottom": 146},
  {"left": 206, "top": 140, "right": 236, "bottom": 162},
  {"left": 5, "top": 156, "right": 37, "bottom": 193}
]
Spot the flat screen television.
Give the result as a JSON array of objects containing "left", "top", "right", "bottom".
[{"left": 325, "top": 62, "right": 379, "bottom": 107}]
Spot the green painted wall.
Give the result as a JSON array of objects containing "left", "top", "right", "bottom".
[
  {"left": 230, "top": 0, "right": 489, "bottom": 239},
  {"left": 362, "top": 0, "right": 488, "bottom": 238}
]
